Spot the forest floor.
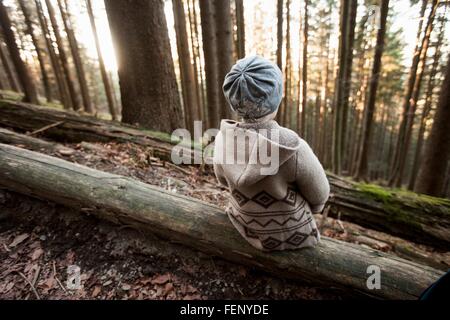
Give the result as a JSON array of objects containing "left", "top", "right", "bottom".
[{"left": 1, "top": 136, "right": 449, "bottom": 299}]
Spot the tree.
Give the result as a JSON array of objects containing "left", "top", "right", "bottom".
[
  {"left": 276, "top": 0, "right": 283, "bottom": 123},
  {"left": 355, "top": 0, "right": 390, "bottom": 180},
  {"left": 199, "top": 0, "right": 220, "bottom": 128},
  {"left": 235, "top": 0, "right": 245, "bottom": 59},
  {"left": 301, "top": 0, "right": 309, "bottom": 137},
  {"left": 104, "top": 0, "right": 183, "bottom": 132},
  {"left": 282, "top": 0, "right": 291, "bottom": 127},
  {"left": 332, "top": 0, "right": 350, "bottom": 174},
  {"left": 0, "top": 0, "right": 38, "bottom": 103},
  {"left": 415, "top": 54, "right": 450, "bottom": 196},
  {"left": 172, "top": 0, "right": 200, "bottom": 133},
  {"left": 34, "top": 0, "right": 70, "bottom": 109},
  {"left": 45, "top": 0, "right": 80, "bottom": 110},
  {"left": 340, "top": 0, "right": 357, "bottom": 171},
  {"left": 58, "top": 0, "right": 92, "bottom": 113},
  {"left": 389, "top": 0, "right": 433, "bottom": 186},
  {"left": 17, "top": 0, "right": 52, "bottom": 102},
  {"left": 0, "top": 38, "right": 20, "bottom": 91},
  {"left": 86, "top": 0, "right": 117, "bottom": 120},
  {"left": 214, "top": 0, "right": 234, "bottom": 119},
  {"left": 409, "top": 14, "right": 446, "bottom": 190}
]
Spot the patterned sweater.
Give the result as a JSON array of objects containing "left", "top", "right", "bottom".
[{"left": 213, "top": 119, "right": 330, "bottom": 251}]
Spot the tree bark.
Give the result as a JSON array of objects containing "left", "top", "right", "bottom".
[
  {"left": 355, "top": 0, "right": 389, "bottom": 181},
  {"left": 1, "top": 99, "right": 450, "bottom": 249},
  {"left": 0, "top": 0, "right": 38, "bottom": 103},
  {"left": 58, "top": 0, "right": 93, "bottom": 113},
  {"left": 0, "top": 142, "right": 443, "bottom": 300},
  {"left": 414, "top": 53, "right": 450, "bottom": 197},
  {"left": 214, "top": 0, "right": 234, "bottom": 120},
  {"left": 104, "top": 0, "right": 182, "bottom": 131},
  {"left": 17, "top": 0, "right": 53, "bottom": 103},
  {"left": 199, "top": 0, "right": 220, "bottom": 128},
  {"left": 172, "top": 0, "right": 200, "bottom": 133}
]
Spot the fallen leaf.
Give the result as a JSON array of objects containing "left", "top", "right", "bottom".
[
  {"left": 92, "top": 286, "right": 101, "bottom": 298},
  {"left": 151, "top": 274, "right": 170, "bottom": 285},
  {"left": 163, "top": 282, "right": 173, "bottom": 295},
  {"left": 31, "top": 248, "right": 44, "bottom": 261},
  {"left": 121, "top": 284, "right": 131, "bottom": 291},
  {"left": 9, "top": 233, "right": 29, "bottom": 247}
]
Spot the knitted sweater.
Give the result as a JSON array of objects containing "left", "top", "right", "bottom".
[{"left": 213, "top": 119, "right": 330, "bottom": 251}]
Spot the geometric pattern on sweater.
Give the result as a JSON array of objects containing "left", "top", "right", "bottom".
[
  {"left": 261, "top": 228, "right": 318, "bottom": 250},
  {"left": 238, "top": 215, "right": 313, "bottom": 235},
  {"left": 229, "top": 198, "right": 307, "bottom": 217},
  {"left": 231, "top": 185, "right": 297, "bottom": 209},
  {"left": 231, "top": 209, "right": 307, "bottom": 228}
]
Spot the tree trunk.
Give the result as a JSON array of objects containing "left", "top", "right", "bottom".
[
  {"left": 58, "top": 0, "right": 93, "bottom": 113},
  {"left": 355, "top": 0, "right": 389, "bottom": 181},
  {"left": 340, "top": 0, "right": 357, "bottom": 171},
  {"left": 0, "top": 143, "right": 443, "bottom": 300},
  {"left": 332, "top": 0, "right": 350, "bottom": 175},
  {"left": 282, "top": 0, "right": 291, "bottom": 128},
  {"left": 301, "top": 0, "right": 309, "bottom": 138},
  {"left": 85, "top": 0, "right": 116, "bottom": 120},
  {"left": 104, "top": 0, "right": 182, "bottom": 131},
  {"left": 34, "top": 0, "right": 70, "bottom": 109},
  {"left": 275, "top": 0, "right": 283, "bottom": 123},
  {"left": 199, "top": 0, "right": 220, "bottom": 128},
  {"left": 1, "top": 99, "right": 450, "bottom": 249},
  {"left": 235, "top": 0, "right": 245, "bottom": 59},
  {"left": 0, "top": 0, "right": 38, "bottom": 103},
  {"left": 187, "top": 0, "right": 205, "bottom": 126},
  {"left": 214, "top": 0, "right": 233, "bottom": 120},
  {"left": 172, "top": 0, "right": 200, "bottom": 133},
  {"left": 44, "top": 0, "right": 80, "bottom": 110},
  {"left": 0, "top": 38, "right": 20, "bottom": 91},
  {"left": 414, "top": 53, "right": 450, "bottom": 197},
  {"left": 17, "top": 0, "right": 53, "bottom": 103}
]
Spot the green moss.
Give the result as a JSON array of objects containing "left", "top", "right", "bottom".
[
  {"left": 357, "top": 183, "right": 393, "bottom": 202},
  {"left": 355, "top": 182, "right": 450, "bottom": 229}
]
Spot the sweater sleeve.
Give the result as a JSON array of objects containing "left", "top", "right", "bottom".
[{"left": 295, "top": 141, "right": 330, "bottom": 213}]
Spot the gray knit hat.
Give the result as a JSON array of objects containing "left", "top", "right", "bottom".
[{"left": 222, "top": 55, "right": 283, "bottom": 120}]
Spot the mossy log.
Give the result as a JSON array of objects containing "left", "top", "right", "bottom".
[
  {"left": 1, "top": 100, "right": 449, "bottom": 249},
  {"left": 0, "top": 143, "right": 443, "bottom": 299}
]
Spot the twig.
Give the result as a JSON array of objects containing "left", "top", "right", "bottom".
[
  {"left": 16, "top": 271, "right": 40, "bottom": 300},
  {"left": 27, "top": 121, "right": 65, "bottom": 136},
  {"left": 53, "top": 261, "right": 67, "bottom": 293},
  {"left": 165, "top": 161, "right": 191, "bottom": 175}
]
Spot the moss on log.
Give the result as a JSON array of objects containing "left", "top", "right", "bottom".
[{"left": 0, "top": 143, "right": 444, "bottom": 299}]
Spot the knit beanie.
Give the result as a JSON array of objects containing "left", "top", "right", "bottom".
[{"left": 222, "top": 55, "right": 283, "bottom": 121}]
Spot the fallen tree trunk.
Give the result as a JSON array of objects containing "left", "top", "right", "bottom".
[
  {"left": 1, "top": 99, "right": 449, "bottom": 249},
  {"left": 0, "top": 143, "right": 443, "bottom": 299}
]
